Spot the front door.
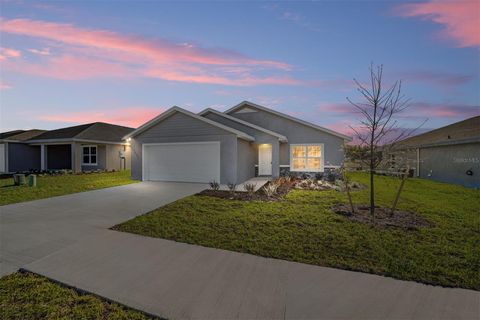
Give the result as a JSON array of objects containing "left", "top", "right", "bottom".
[{"left": 258, "top": 144, "right": 272, "bottom": 176}]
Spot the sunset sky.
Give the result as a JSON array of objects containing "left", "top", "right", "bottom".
[{"left": 0, "top": 0, "right": 479, "bottom": 135}]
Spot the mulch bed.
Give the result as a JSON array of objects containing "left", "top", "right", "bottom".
[
  {"left": 197, "top": 181, "right": 294, "bottom": 201},
  {"left": 333, "top": 204, "right": 432, "bottom": 230}
]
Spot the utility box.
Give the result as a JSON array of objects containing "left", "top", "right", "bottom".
[
  {"left": 13, "top": 174, "right": 26, "bottom": 186},
  {"left": 28, "top": 174, "right": 37, "bottom": 187}
]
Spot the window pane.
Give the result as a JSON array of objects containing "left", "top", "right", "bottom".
[
  {"left": 308, "top": 145, "right": 322, "bottom": 157},
  {"left": 292, "top": 158, "right": 306, "bottom": 170},
  {"left": 307, "top": 158, "right": 321, "bottom": 170},
  {"left": 83, "top": 147, "right": 89, "bottom": 155},
  {"left": 90, "top": 147, "right": 97, "bottom": 155},
  {"left": 292, "top": 145, "right": 306, "bottom": 157},
  {"left": 90, "top": 155, "right": 97, "bottom": 164},
  {"left": 83, "top": 155, "right": 90, "bottom": 164}
]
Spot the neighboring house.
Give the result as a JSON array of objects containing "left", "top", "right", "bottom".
[
  {"left": 125, "top": 101, "right": 352, "bottom": 184},
  {"left": 0, "top": 122, "right": 133, "bottom": 173},
  {"left": 0, "top": 129, "right": 46, "bottom": 173},
  {"left": 387, "top": 116, "right": 479, "bottom": 188}
]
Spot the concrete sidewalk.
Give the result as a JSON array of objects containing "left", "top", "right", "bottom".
[{"left": 24, "top": 230, "right": 480, "bottom": 320}]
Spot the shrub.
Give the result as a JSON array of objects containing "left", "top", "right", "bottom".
[
  {"left": 209, "top": 180, "right": 220, "bottom": 191},
  {"left": 263, "top": 181, "right": 279, "bottom": 197},
  {"left": 243, "top": 183, "right": 256, "bottom": 196},
  {"left": 227, "top": 182, "right": 237, "bottom": 195}
]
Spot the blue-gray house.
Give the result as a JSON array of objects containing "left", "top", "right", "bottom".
[{"left": 125, "top": 101, "right": 352, "bottom": 184}]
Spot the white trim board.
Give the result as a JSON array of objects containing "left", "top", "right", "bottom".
[
  {"left": 198, "top": 108, "right": 288, "bottom": 142},
  {"left": 124, "top": 106, "right": 255, "bottom": 141},
  {"left": 225, "top": 101, "right": 352, "bottom": 141}
]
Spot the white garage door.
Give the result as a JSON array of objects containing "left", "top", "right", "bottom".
[
  {"left": 143, "top": 142, "right": 220, "bottom": 183},
  {"left": 0, "top": 144, "right": 5, "bottom": 173}
]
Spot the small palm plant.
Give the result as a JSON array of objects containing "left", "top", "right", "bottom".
[
  {"left": 227, "top": 182, "right": 237, "bottom": 196},
  {"left": 263, "top": 181, "right": 279, "bottom": 197},
  {"left": 243, "top": 183, "right": 257, "bottom": 197},
  {"left": 209, "top": 180, "right": 220, "bottom": 191}
]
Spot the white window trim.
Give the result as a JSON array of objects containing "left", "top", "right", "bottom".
[
  {"left": 82, "top": 145, "right": 98, "bottom": 166},
  {"left": 290, "top": 143, "right": 324, "bottom": 172}
]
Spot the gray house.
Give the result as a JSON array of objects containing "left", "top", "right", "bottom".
[
  {"left": 0, "top": 122, "right": 133, "bottom": 173},
  {"left": 125, "top": 101, "right": 352, "bottom": 183},
  {"left": 0, "top": 129, "right": 46, "bottom": 173},
  {"left": 387, "top": 116, "right": 479, "bottom": 188}
]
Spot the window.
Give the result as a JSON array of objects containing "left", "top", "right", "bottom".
[
  {"left": 82, "top": 145, "right": 97, "bottom": 165},
  {"left": 290, "top": 144, "right": 323, "bottom": 172}
]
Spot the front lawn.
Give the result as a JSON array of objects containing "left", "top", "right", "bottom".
[
  {"left": 114, "top": 173, "right": 480, "bottom": 290},
  {"left": 0, "top": 272, "right": 156, "bottom": 320},
  {"left": 0, "top": 170, "right": 137, "bottom": 206}
]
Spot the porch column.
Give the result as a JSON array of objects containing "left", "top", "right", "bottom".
[
  {"left": 40, "top": 144, "right": 46, "bottom": 171},
  {"left": 272, "top": 140, "right": 280, "bottom": 178},
  {"left": 73, "top": 143, "right": 82, "bottom": 173},
  {"left": 71, "top": 143, "right": 75, "bottom": 172}
]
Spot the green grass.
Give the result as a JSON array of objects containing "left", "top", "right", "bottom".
[
  {"left": 114, "top": 173, "right": 480, "bottom": 290},
  {"left": 0, "top": 272, "right": 156, "bottom": 320},
  {"left": 0, "top": 170, "right": 137, "bottom": 206}
]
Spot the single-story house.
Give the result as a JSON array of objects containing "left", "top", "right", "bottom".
[
  {"left": 0, "top": 122, "right": 133, "bottom": 173},
  {"left": 0, "top": 129, "right": 47, "bottom": 173},
  {"left": 387, "top": 116, "right": 479, "bottom": 188},
  {"left": 125, "top": 101, "right": 352, "bottom": 184}
]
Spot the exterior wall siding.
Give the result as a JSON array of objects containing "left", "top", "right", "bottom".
[
  {"left": 204, "top": 111, "right": 283, "bottom": 178},
  {"left": 236, "top": 138, "right": 256, "bottom": 183},
  {"left": 131, "top": 112, "right": 239, "bottom": 183},
  {"left": 419, "top": 143, "right": 480, "bottom": 188},
  {"left": 105, "top": 144, "right": 131, "bottom": 171},
  {"left": 229, "top": 108, "right": 345, "bottom": 168},
  {"left": 7, "top": 143, "right": 41, "bottom": 172}
]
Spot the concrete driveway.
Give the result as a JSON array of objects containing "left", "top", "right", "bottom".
[{"left": 0, "top": 181, "right": 207, "bottom": 276}]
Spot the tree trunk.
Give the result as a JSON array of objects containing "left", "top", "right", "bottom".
[
  {"left": 391, "top": 169, "right": 408, "bottom": 215},
  {"left": 343, "top": 169, "right": 355, "bottom": 214},
  {"left": 370, "top": 142, "right": 375, "bottom": 223}
]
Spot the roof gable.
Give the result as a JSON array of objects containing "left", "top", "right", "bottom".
[
  {"left": 124, "top": 106, "right": 255, "bottom": 141},
  {"left": 198, "top": 108, "right": 287, "bottom": 142},
  {"left": 225, "top": 101, "right": 352, "bottom": 141}
]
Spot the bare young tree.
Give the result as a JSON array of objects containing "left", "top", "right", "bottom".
[{"left": 347, "top": 64, "right": 420, "bottom": 220}]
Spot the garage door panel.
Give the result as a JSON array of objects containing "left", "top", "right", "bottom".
[{"left": 144, "top": 142, "right": 220, "bottom": 183}]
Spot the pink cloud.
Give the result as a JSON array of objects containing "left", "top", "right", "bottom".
[
  {"left": 8, "top": 55, "right": 133, "bottom": 80},
  {"left": 0, "top": 81, "right": 13, "bottom": 90},
  {"left": 0, "top": 47, "right": 21, "bottom": 60},
  {"left": 0, "top": 18, "right": 296, "bottom": 86},
  {"left": 38, "top": 107, "right": 165, "bottom": 128},
  {"left": 398, "top": 70, "right": 475, "bottom": 87},
  {"left": 410, "top": 102, "right": 480, "bottom": 118},
  {"left": 318, "top": 101, "right": 479, "bottom": 120},
  {"left": 28, "top": 47, "right": 51, "bottom": 56},
  {"left": 396, "top": 0, "right": 480, "bottom": 47}
]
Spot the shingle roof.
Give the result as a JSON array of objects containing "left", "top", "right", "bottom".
[
  {"left": 0, "top": 129, "right": 46, "bottom": 141},
  {"left": 397, "top": 116, "right": 480, "bottom": 148},
  {"left": 0, "top": 130, "right": 25, "bottom": 140},
  {"left": 30, "top": 122, "right": 134, "bottom": 143}
]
